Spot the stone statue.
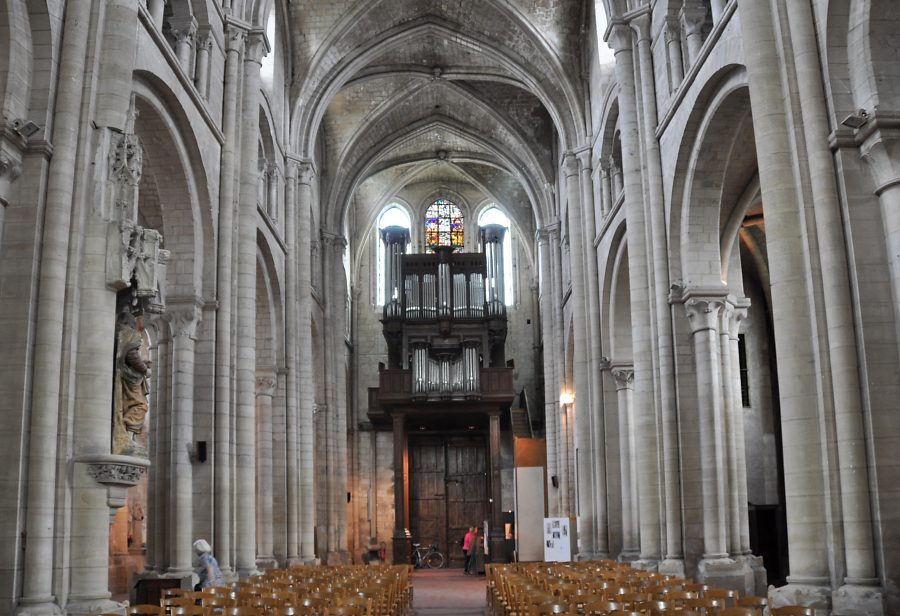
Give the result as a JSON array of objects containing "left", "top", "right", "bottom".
[{"left": 113, "top": 311, "right": 151, "bottom": 456}]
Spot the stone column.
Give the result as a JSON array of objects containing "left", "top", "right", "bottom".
[
  {"left": 234, "top": 30, "right": 267, "bottom": 578},
  {"left": 283, "top": 162, "right": 300, "bottom": 564},
  {"left": 680, "top": 4, "right": 706, "bottom": 68},
  {"left": 599, "top": 165, "right": 612, "bottom": 217},
  {"left": 194, "top": 28, "right": 212, "bottom": 98},
  {"left": 148, "top": 0, "right": 166, "bottom": 29},
  {"left": 212, "top": 24, "right": 245, "bottom": 575},
  {"left": 266, "top": 163, "right": 278, "bottom": 221},
  {"left": 726, "top": 300, "right": 752, "bottom": 555},
  {"left": 562, "top": 152, "right": 596, "bottom": 556},
  {"left": 392, "top": 413, "right": 411, "bottom": 564},
  {"left": 17, "top": 2, "right": 91, "bottom": 612},
  {"left": 323, "top": 232, "right": 349, "bottom": 562},
  {"left": 612, "top": 366, "right": 639, "bottom": 560},
  {"left": 718, "top": 302, "right": 740, "bottom": 556},
  {"left": 686, "top": 293, "right": 747, "bottom": 587},
  {"left": 256, "top": 374, "right": 277, "bottom": 569},
  {"left": 537, "top": 228, "right": 559, "bottom": 514},
  {"left": 612, "top": 161, "right": 623, "bottom": 198},
  {"left": 169, "top": 17, "right": 198, "bottom": 77},
  {"left": 295, "top": 163, "right": 316, "bottom": 562},
  {"left": 577, "top": 148, "right": 609, "bottom": 558},
  {"left": 166, "top": 301, "right": 202, "bottom": 576},
  {"left": 608, "top": 20, "right": 659, "bottom": 569},
  {"left": 150, "top": 326, "right": 171, "bottom": 572},
  {"left": 665, "top": 16, "right": 684, "bottom": 89},
  {"left": 739, "top": 0, "right": 836, "bottom": 606},
  {"left": 488, "top": 412, "right": 506, "bottom": 562}
]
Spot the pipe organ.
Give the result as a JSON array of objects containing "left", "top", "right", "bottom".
[{"left": 374, "top": 244, "right": 509, "bottom": 403}]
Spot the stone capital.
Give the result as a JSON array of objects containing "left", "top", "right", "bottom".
[
  {"left": 321, "top": 231, "right": 348, "bottom": 249},
  {"left": 255, "top": 375, "right": 277, "bottom": 397},
  {"left": 859, "top": 123, "right": 900, "bottom": 193},
  {"left": 606, "top": 22, "right": 634, "bottom": 54},
  {"left": 562, "top": 152, "right": 579, "bottom": 178},
  {"left": 168, "top": 15, "right": 198, "bottom": 42},
  {"left": 684, "top": 296, "right": 726, "bottom": 334},
  {"left": 196, "top": 27, "right": 214, "bottom": 52},
  {"left": 225, "top": 24, "right": 247, "bottom": 53},
  {"left": 629, "top": 12, "right": 651, "bottom": 43},
  {"left": 244, "top": 30, "right": 269, "bottom": 65},
  {"left": 611, "top": 366, "right": 634, "bottom": 390},
  {"left": 680, "top": 3, "right": 708, "bottom": 36},
  {"left": 164, "top": 298, "right": 203, "bottom": 340},
  {"left": 296, "top": 161, "right": 315, "bottom": 186},
  {"left": 664, "top": 16, "right": 682, "bottom": 44},
  {"left": 0, "top": 152, "right": 22, "bottom": 182}
]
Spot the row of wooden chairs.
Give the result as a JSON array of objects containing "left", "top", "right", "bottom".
[
  {"left": 120, "top": 564, "right": 412, "bottom": 616},
  {"left": 486, "top": 562, "right": 816, "bottom": 616}
]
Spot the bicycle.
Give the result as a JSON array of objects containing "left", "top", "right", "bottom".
[{"left": 412, "top": 542, "right": 444, "bottom": 568}]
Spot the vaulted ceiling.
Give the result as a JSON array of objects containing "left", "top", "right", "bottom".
[{"left": 285, "top": 0, "right": 588, "bottom": 245}]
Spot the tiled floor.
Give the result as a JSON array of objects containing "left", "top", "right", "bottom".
[{"left": 411, "top": 568, "right": 486, "bottom": 615}]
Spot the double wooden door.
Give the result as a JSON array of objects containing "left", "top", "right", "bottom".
[{"left": 408, "top": 435, "right": 489, "bottom": 568}]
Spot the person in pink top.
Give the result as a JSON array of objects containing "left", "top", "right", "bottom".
[{"left": 463, "top": 526, "right": 477, "bottom": 574}]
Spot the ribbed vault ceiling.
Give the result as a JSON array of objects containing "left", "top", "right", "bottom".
[{"left": 287, "top": 0, "right": 585, "bottom": 247}]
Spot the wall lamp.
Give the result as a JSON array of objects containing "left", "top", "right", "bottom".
[
  {"left": 841, "top": 109, "right": 869, "bottom": 130},
  {"left": 560, "top": 391, "right": 575, "bottom": 405},
  {"left": 12, "top": 118, "right": 40, "bottom": 138}
]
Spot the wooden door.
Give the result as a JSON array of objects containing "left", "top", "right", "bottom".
[
  {"left": 409, "top": 438, "right": 447, "bottom": 559},
  {"left": 446, "top": 437, "right": 489, "bottom": 568},
  {"left": 409, "top": 435, "right": 488, "bottom": 568}
]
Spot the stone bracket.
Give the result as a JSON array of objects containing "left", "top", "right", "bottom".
[{"left": 79, "top": 454, "right": 150, "bottom": 519}]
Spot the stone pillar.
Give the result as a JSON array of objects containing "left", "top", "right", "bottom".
[
  {"left": 577, "top": 148, "right": 609, "bottom": 558},
  {"left": 392, "top": 413, "right": 411, "bottom": 564},
  {"left": 266, "top": 163, "right": 278, "bottom": 221},
  {"left": 212, "top": 24, "right": 246, "bottom": 575},
  {"left": 665, "top": 16, "right": 684, "bottom": 89},
  {"left": 680, "top": 4, "right": 706, "bottom": 68},
  {"left": 148, "top": 0, "right": 166, "bottom": 29},
  {"left": 234, "top": 30, "right": 267, "bottom": 578},
  {"left": 17, "top": 2, "right": 92, "bottom": 613},
  {"left": 739, "top": 0, "right": 839, "bottom": 606},
  {"left": 256, "top": 374, "right": 277, "bottom": 569},
  {"left": 194, "top": 28, "right": 212, "bottom": 98},
  {"left": 283, "top": 162, "right": 300, "bottom": 564},
  {"left": 169, "top": 17, "right": 198, "bottom": 77},
  {"left": 612, "top": 366, "right": 639, "bottom": 560},
  {"left": 547, "top": 220, "right": 569, "bottom": 514},
  {"left": 165, "top": 301, "right": 202, "bottom": 576},
  {"left": 718, "top": 302, "right": 741, "bottom": 556},
  {"left": 295, "top": 163, "right": 316, "bottom": 562},
  {"left": 599, "top": 165, "right": 612, "bottom": 217},
  {"left": 726, "top": 300, "right": 752, "bottom": 556},
  {"left": 322, "top": 232, "right": 349, "bottom": 563},
  {"left": 488, "top": 412, "right": 506, "bottom": 562},
  {"left": 608, "top": 20, "right": 659, "bottom": 569},
  {"left": 150, "top": 327, "right": 171, "bottom": 572},
  {"left": 537, "top": 228, "right": 560, "bottom": 515},
  {"left": 562, "top": 152, "right": 595, "bottom": 556}
]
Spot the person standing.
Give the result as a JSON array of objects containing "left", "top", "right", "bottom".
[
  {"left": 193, "top": 539, "right": 223, "bottom": 589},
  {"left": 463, "top": 526, "right": 477, "bottom": 574}
]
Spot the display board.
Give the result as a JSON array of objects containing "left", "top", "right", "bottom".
[{"left": 542, "top": 517, "right": 577, "bottom": 562}]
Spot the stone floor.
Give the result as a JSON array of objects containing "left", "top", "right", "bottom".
[{"left": 410, "top": 568, "right": 487, "bottom": 615}]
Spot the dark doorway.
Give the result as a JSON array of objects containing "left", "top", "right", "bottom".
[{"left": 409, "top": 434, "right": 489, "bottom": 568}]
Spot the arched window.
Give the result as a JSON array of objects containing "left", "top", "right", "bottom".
[
  {"left": 425, "top": 198, "right": 464, "bottom": 252},
  {"left": 478, "top": 206, "right": 514, "bottom": 306},
  {"left": 376, "top": 205, "right": 411, "bottom": 305}
]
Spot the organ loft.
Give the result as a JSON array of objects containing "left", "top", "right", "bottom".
[{"left": 369, "top": 223, "right": 517, "bottom": 567}]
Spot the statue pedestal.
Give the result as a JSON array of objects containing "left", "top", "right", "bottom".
[{"left": 80, "top": 454, "right": 150, "bottom": 519}]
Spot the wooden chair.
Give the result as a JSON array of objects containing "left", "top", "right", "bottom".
[
  {"left": 536, "top": 601, "right": 572, "bottom": 615},
  {"left": 169, "top": 607, "right": 208, "bottom": 616},
  {"left": 583, "top": 599, "right": 621, "bottom": 615},
  {"left": 219, "top": 608, "right": 265, "bottom": 616},
  {"left": 717, "top": 609, "right": 760, "bottom": 616},
  {"left": 129, "top": 606, "right": 166, "bottom": 616},
  {"left": 770, "top": 607, "right": 815, "bottom": 616},
  {"left": 634, "top": 599, "right": 668, "bottom": 614},
  {"left": 663, "top": 591, "right": 695, "bottom": 609},
  {"left": 737, "top": 596, "right": 768, "bottom": 610},
  {"left": 705, "top": 588, "right": 739, "bottom": 608}
]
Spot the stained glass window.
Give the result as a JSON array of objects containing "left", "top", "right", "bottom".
[{"left": 425, "top": 199, "right": 464, "bottom": 252}]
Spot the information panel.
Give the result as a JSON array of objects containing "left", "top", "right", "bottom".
[{"left": 542, "top": 517, "right": 576, "bottom": 562}]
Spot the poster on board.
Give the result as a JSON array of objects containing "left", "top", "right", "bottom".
[{"left": 542, "top": 517, "right": 576, "bottom": 562}]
